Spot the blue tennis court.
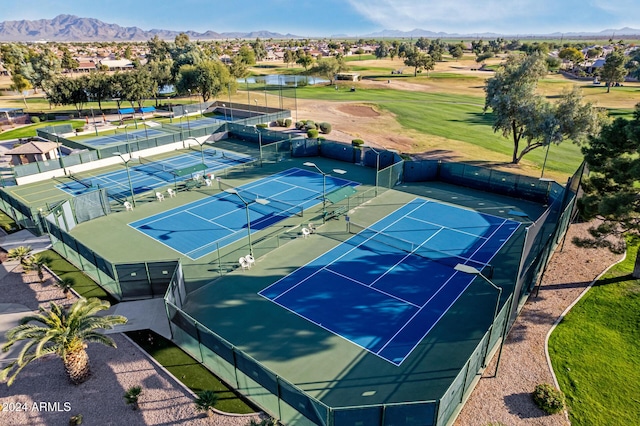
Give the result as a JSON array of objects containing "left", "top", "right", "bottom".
[
  {"left": 259, "top": 198, "right": 521, "bottom": 365},
  {"left": 129, "top": 168, "right": 358, "bottom": 259},
  {"left": 83, "top": 128, "right": 167, "bottom": 147},
  {"left": 170, "top": 117, "right": 223, "bottom": 129},
  {"left": 56, "top": 148, "right": 254, "bottom": 200}
]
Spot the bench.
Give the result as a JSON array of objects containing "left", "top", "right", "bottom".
[
  {"left": 323, "top": 205, "right": 348, "bottom": 220},
  {"left": 182, "top": 179, "right": 202, "bottom": 191}
]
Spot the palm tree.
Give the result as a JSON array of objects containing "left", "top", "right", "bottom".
[
  {"left": 1, "top": 297, "right": 127, "bottom": 386},
  {"left": 24, "top": 253, "right": 49, "bottom": 282},
  {"left": 56, "top": 277, "right": 75, "bottom": 299},
  {"left": 194, "top": 390, "right": 218, "bottom": 417},
  {"left": 7, "top": 246, "right": 33, "bottom": 271}
]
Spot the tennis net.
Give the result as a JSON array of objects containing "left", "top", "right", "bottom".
[
  {"left": 188, "top": 145, "right": 219, "bottom": 160},
  {"left": 218, "top": 180, "right": 303, "bottom": 217},
  {"left": 69, "top": 174, "right": 93, "bottom": 189},
  {"left": 347, "top": 221, "right": 492, "bottom": 276},
  {"left": 137, "top": 156, "right": 178, "bottom": 176}
]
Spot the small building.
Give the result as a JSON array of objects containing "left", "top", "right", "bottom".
[
  {"left": 74, "top": 60, "right": 97, "bottom": 73},
  {"left": 0, "top": 108, "right": 26, "bottom": 126},
  {"left": 5, "top": 140, "right": 61, "bottom": 166},
  {"left": 99, "top": 59, "right": 134, "bottom": 71},
  {"left": 335, "top": 72, "right": 360, "bottom": 81}
]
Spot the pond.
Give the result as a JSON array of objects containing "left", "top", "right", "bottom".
[{"left": 238, "top": 75, "right": 329, "bottom": 86}]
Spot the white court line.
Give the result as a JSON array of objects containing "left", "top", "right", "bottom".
[{"left": 325, "top": 268, "right": 421, "bottom": 308}]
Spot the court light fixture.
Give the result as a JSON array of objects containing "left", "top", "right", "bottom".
[
  {"left": 454, "top": 263, "right": 506, "bottom": 377},
  {"left": 113, "top": 152, "right": 136, "bottom": 207},
  {"left": 303, "top": 162, "right": 347, "bottom": 223},
  {"left": 223, "top": 188, "right": 269, "bottom": 256}
]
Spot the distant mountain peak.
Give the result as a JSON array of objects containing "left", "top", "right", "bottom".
[{"left": 0, "top": 15, "right": 298, "bottom": 41}]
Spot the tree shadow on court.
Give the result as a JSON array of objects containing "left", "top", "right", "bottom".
[{"left": 503, "top": 392, "right": 548, "bottom": 419}]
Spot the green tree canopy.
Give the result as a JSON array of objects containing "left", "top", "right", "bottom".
[
  {"left": 193, "top": 60, "right": 233, "bottom": 102},
  {"left": 601, "top": 50, "right": 628, "bottom": 93},
  {"left": 296, "top": 54, "right": 314, "bottom": 71},
  {"left": 575, "top": 105, "right": 640, "bottom": 276},
  {"left": 484, "top": 52, "right": 549, "bottom": 163},
  {"left": 60, "top": 48, "right": 79, "bottom": 73},
  {"left": 251, "top": 38, "right": 267, "bottom": 61},
  {"left": 86, "top": 71, "right": 112, "bottom": 110},
  {"left": 558, "top": 47, "right": 584, "bottom": 67},
  {"left": 404, "top": 48, "right": 435, "bottom": 76},
  {"left": 375, "top": 41, "right": 390, "bottom": 59},
  {"left": 283, "top": 50, "right": 296, "bottom": 68},
  {"left": 236, "top": 45, "right": 256, "bottom": 66},
  {"left": 28, "top": 48, "right": 61, "bottom": 93},
  {"left": 312, "top": 57, "right": 348, "bottom": 85}
]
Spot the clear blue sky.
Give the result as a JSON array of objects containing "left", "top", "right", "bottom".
[{"left": 3, "top": 0, "right": 639, "bottom": 37}]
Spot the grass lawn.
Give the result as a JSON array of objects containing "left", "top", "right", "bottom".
[
  {"left": 40, "top": 249, "right": 117, "bottom": 304},
  {"left": 0, "top": 120, "right": 85, "bottom": 141},
  {"left": 0, "top": 209, "right": 19, "bottom": 233},
  {"left": 126, "top": 330, "right": 257, "bottom": 414},
  {"left": 292, "top": 84, "right": 585, "bottom": 177},
  {"left": 548, "top": 239, "right": 640, "bottom": 425}
]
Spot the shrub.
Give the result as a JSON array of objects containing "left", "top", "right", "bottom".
[
  {"left": 246, "top": 418, "right": 276, "bottom": 426},
  {"left": 39, "top": 115, "right": 47, "bottom": 122},
  {"left": 256, "top": 123, "right": 268, "bottom": 129},
  {"left": 304, "top": 120, "right": 315, "bottom": 129},
  {"left": 124, "top": 386, "right": 143, "bottom": 410},
  {"left": 532, "top": 383, "right": 565, "bottom": 414},
  {"left": 30, "top": 116, "right": 40, "bottom": 124},
  {"left": 284, "top": 118, "right": 292, "bottom": 127},
  {"left": 69, "top": 414, "right": 83, "bottom": 425},
  {"left": 351, "top": 139, "right": 364, "bottom": 147},
  {"left": 319, "top": 122, "right": 332, "bottom": 134},
  {"left": 194, "top": 390, "right": 218, "bottom": 416},
  {"left": 276, "top": 118, "right": 285, "bottom": 126},
  {"left": 306, "top": 129, "right": 319, "bottom": 139},
  {"left": 295, "top": 121, "right": 305, "bottom": 130}
]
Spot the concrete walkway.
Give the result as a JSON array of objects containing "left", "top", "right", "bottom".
[
  {"left": 0, "top": 229, "right": 51, "bottom": 253},
  {"left": 99, "top": 298, "right": 172, "bottom": 339}
]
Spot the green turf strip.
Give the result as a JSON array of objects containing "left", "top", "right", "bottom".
[{"left": 549, "top": 238, "right": 640, "bottom": 425}]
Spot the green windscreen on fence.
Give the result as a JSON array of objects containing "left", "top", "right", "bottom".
[{"left": 74, "top": 188, "right": 111, "bottom": 224}]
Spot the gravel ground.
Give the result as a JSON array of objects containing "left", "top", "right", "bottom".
[
  {"left": 454, "top": 221, "right": 623, "bottom": 426},
  {"left": 0, "top": 261, "right": 265, "bottom": 426}
]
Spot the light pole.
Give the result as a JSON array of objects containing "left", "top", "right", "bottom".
[
  {"left": 254, "top": 127, "right": 263, "bottom": 162},
  {"left": 186, "top": 137, "right": 206, "bottom": 166},
  {"left": 113, "top": 152, "right": 136, "bottom": 207},
  {"left": 454, "top": 263, "right": 504, "bottom": 376},
  {"left": 90, "top": 107, "right": 98, "bottom": 136},
  {"left": 264, "top": 85, "right": 268, "bottom": 109},
  {"left": 227, "top": 82, "right": 234, "bottom": 121},
  {"left": 366, "top": 145, "right": 383, "bottom": 196},
  {"left": 113, "top": 97, "right": 122, "bottom": 124},
  {"left": 303, "top": 162, "right": 347, "bottom": 223},
  {"left": 254, "top": 98, "right": 258, "bottom": 113},
  {"left": 222, "top": 103, "right": 227, "bottom": 121},
  {"left": 540, "top": 142, "right": 552, "bottom": 179},
  {"left": 141, "top": 115, "right": 149, "bottom": 139},
  {"left": 130, "top": 101, "right": 138, "bottom": 129},
  {"left": 223, "top": 188, "right": 269, "bottom": 256}
]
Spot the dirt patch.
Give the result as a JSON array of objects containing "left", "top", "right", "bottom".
[{"left": 337, "top": 104, "right": 380, "bottom": 117}]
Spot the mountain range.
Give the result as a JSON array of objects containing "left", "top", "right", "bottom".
[
  {"left": 0, "top": 15, "right": 638, "bottom": 42},
  {"left": 0, "top": 15, "right": 298, "bottom": 41}
]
